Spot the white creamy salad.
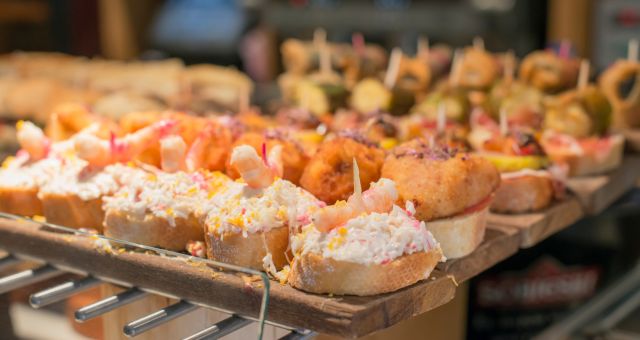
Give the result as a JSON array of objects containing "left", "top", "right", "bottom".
[
  {"left": 205, "top": 178, "right": 323, "bottom": 237},
  {"left": 292, "top": 203, "right": 442, "bottom": 265},
  {"left": 103, "top": 170, "right": 231, "bottom": 226}
]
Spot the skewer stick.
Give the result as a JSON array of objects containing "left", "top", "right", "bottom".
[
  {"left": 449, "top": 49, "right": 463, "bottom": 87},
  {"left": 473, "top": 36, "right": 485, "bottom": 51},
  {"left": 499, "top": 107, "right": 508, "bottom": 136},
  {"left": 352, "top": 158, "right": 362, "bottom": 197},
  {"left": 436, "top": 102, "right": 446, "bottom": 134},
  {"left": 418, "top": 35, "right": 430, "bottom": 60},
  {"left": 384, "top": 48, "right": 403, "bottom": 89},
  {"left": 628, "top": 39, "right": 639, "bottom": 62},
  {"left": 577, "top": 59, "right": 590, "bottom": 91},
  {"left": 319, "top": 44, "right": 332, "bottom": 76},
  {"left": 313, "top": 28, "right": 326, "bottom": 49},
  {"left": 504, "top": 49, "right": 515, "bottom": 84}
]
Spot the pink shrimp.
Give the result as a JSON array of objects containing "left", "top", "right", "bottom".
[
  {"left": 74, "top": 119, "right": 177, "bottom": 167},
  {"left": 160, "top": 135, "right": 187, "bottom": 173},
  {"left": 312, "top": 159, "right": 398, "bottom": 232},
  {"left": 184, "top": 121, "right": 231, "bottom": 172},
  {"left": 16, "top": 121, "right": 51, "bottom": 161},
  {"left": 229, "top": 144, "right": 283, "bottom": 189}
]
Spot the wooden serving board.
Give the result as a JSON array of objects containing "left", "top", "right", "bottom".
[
  {"left": 436, "top": 226, "right": 520, "bottom": 282},
  {"left": 0, "top": 219, "right": 457, "bottom": 338},
  {"left": 623, "top": 129, "right": 640, "bottom": 152},
  {"left": 567, "top": 155, "right": 640, "bottom": 215},
  {"left": 488, "top": 196, "right": 584, "bottom": 248}
]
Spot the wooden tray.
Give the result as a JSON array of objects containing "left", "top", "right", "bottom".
[
  {"left": 488, "top": 197, "right": 584, "bottom": 248},
  {"left": 0, "top": 218, "right": 457, "bottom": 338},
  {"left": 567, "top": 155, "right": 640, "bottom": 215}
]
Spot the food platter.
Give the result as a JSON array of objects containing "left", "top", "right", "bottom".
[{"left": 1, "top": 153, "right": 638, "bottom": 337}]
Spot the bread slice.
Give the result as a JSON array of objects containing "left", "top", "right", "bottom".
[
  {"left": 0, "top": 186, "right": 43, "bottom": 216},
  {"left": 40, "top": 193, "right": 104, "bottom": 232},
  {"left": 288, "top": 250, "right": 442, "bottom": 296},
  {"left": 104, "top": 210, "right": 204, "bottom": 251},
  {"left": 546, "top": 134, "right": 625, "bottom": 176},
  {"left": 427, "top": 204, "right": 488, "bottom": 259},
  {"left": 491, "top": 174, "right": 554, "bottom": 213},
  {"left": 205, "top": 226, "right": 289, "bottom": 271}
]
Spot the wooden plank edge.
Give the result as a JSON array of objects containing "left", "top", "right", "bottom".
[
  {"left": 568, "top": 155, "right": 640, "bottom": 215},
  {"left": 0, "top": 219, "right": 456, "bottom": 338}
]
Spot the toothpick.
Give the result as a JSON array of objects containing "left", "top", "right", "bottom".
[
  {"left": 384, "top": 47, "right": 403, "bottom": 89},
  {"left": 628, "top": 39, "right": 639, "bottom": 62},
  {"left": 352, "top": 158, "right": 362, "bottom": 197},
  {"left": 238, "top": 85, "right": 250, "bottom": 113},
  {"left": 436, "top": 102, "right": 446, "bottom": 134},
  {"left": 319, "top": 43, "right": 332, "bottom": 76},
  {"left": 449, "top": 49, "right": 463, "bottom": 87},
  {"left": 499, "top": 107, "right": 508, "bottom": 136},
  {"left": 418, "top": 35, "right": 430, "bottom": 60},
  {"left": 313, "top": 28, "right": 326, "bottom": 49},
  {"left": 473, "top": 36, "right": 485, "bottom": 51},
  {"left": 578, "top": 59, "right": 590, "bottom": 90},
  {"left": 504, "top": 49, "right": 515, "bottom": 84}
]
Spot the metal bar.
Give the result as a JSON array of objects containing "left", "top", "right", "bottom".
[
  {"left": 30, "top": 276, "right": 100, "bottom": 308},
  {"left": 183, "top": 315, "right": 253, "bottom": 340},
  {"left": 123, "top": 300, "right": 198, "bottom": 337},
  {"left": 75, "top": 287, "right": 148, "bottom": 322},
  {"left": 0, "top": 254, "right": 21, "bottom": 272},
  {"left": 279, "top": 330, "right": 317, "bottom": 340},
  {"left": 0, "top": 265, "right": 63, "bottom": 295}
]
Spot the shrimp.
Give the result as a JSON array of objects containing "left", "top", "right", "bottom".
[
  {"left": 312, "top": 159, "right": 398, "bottom": 232},
  {"left": 185, "top": 120, "right": 233, "bottom": 172},
  {"left": 229, "top": 144, "right": 283, "bottom": 189},
  {"left": 17, "top": 121, "right": 51, "bottom": 161},
  {"left": 74, "top": 119, "right": 177, "bottom": 167},
  {"left": 160, "top": 135, "right": 187, "bottom": 173}
]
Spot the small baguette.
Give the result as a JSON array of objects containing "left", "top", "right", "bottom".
[
  {"left": 104, "top": 210, "right": 203, "bottom": 251},
  {"left": 426, "top": 205, "right": 488, "bottom": 259},
  {"left": 205, "top": 227, "right": 289, "bottom": 271},
  {"left": 0, "top": 186, "right": 43, "bottom": 216},
  {"left": 40, "top": 193, "right": 104, "bottom": 232},
  {"left": 545, "top": 134, "right": 624, "bottom": 176},
  {"left": 491, "top": 175, "right": 554, "bottom": 213},
  {"left": 289, "top": 250, "right": 442, "bottom": 296}
]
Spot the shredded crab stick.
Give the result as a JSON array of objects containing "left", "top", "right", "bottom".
[
  {"left": 74, "top": 119, "right": 177, "bottom": 167},
  {"left": 229, "top": 144, "right": 283, "bottom": 189},
  {"left": 160, "top": 135, "right": 187, "bottom": 173},
  {"left": 17, "top": 121, "right": 51, "bottom": 161},
  {"left": 312, "top": 159, "right": 398, "bottom": 232}
]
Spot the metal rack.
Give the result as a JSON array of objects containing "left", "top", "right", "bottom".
[{"left": 0, "top": 213, "right": 315, "bottom": 340}]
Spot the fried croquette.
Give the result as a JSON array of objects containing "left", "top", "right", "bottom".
[
  {"left": 381, "top": 138, "right": 500, "bottom": 221},
  {"left": 299, "top": 133, "right": 385, "bottom": 204}
]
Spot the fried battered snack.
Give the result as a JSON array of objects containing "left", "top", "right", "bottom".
[
  {"left": 519, "top": 51, "right": 579, "bottom": 93},
  {"left": 299, "top": 133, "right": 385, "bottom": 204},
  {"left": 598, "top": 60, "right": 640, "bottom": 129},
  {"left": 382, "top": 139, "right": 500, "bottom": 221},
  {"left": 225, "top": 131, "right": 308, "bottom": 185}
]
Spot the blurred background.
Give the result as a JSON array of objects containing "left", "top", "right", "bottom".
[{"left": 0, "top": 0, "right": 640, "bottom": 339}]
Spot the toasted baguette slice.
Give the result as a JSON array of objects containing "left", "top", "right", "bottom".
[
  {"left": 40, "top": 193, "right": 104, "bottom": 232},
  {"left": 427, "top": 204, "right": 488, "bottom": 259},
  {"left": 205, "top": 227, "right": 289, "bottom": 271},
  {"left": 104, "top": 210, "right": 203, "bottom": 251},
  {"left": 0, "top": 186, "right": 43, "bottom": 216},
  {"left": 289, "top": 250, "right": 442, "bottom": 296},
  {"left": 491, "top": 174, "right": 554, "bottom": 213},
  {"left": 546, "top": 134, "right": 624, "bottom": 176}
]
